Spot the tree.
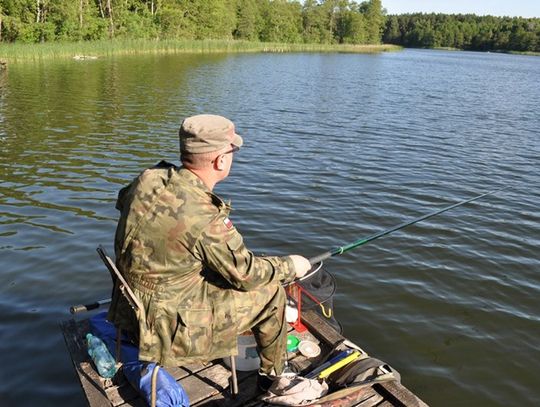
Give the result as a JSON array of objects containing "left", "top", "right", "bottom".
[
  {"left": 259, "top": 0, "right": 302, "bottom": 43},
  {"left": 302, "top": 0, "right": 333, "bottom": 44},
  {"left": 234, "top": 0, "right": 261, "bottom": 41},
  {"left": 184, "top": 0, "right": 236, "bottom": 40},
  {"left": 334, "top": 1, "right": 367, "bottom": 44},
  {"left": 362, "top": 0, "right": 383, "bottom": 43},
  {"left": 156, "top": 2, "right": 195, "bottom": 39},
  {"left": 0, "top": 3, "right": 3, "bottom": 42},
  {"left": 0, "top": 0, "right": 538, "bottom": 51},
  {"left": 383, "top": 14, "right": 399, "bottom": 43}
]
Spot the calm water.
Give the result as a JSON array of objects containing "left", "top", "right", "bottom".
[{"left": 0, "top": 49, "right": 539, "bottom": 406}]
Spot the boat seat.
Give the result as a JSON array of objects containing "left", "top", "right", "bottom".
[{"left": 96, "top": 245, "right": 239, "bottom": 400}]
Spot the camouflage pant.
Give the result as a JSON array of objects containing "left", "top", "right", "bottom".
[{"left": 233, "top": 283, "right": 288, "bottom": 375}]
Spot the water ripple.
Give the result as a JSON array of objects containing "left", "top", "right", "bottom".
[{"left": 0, "top": 50, "right": 539, "bottom": 407}]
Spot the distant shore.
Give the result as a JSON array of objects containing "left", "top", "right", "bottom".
[
  {"left": 429, "top": 47, "right": 540, "bottom": 57},
  {"left": 0, "top": 40, "right": 402, "bottom": 62}
]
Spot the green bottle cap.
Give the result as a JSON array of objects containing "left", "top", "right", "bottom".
[{"left": 286, "top": 334, "right": 300, "bottom": 352}]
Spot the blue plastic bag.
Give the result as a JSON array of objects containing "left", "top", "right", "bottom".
[
  {"left": 89, "top": 312, "right": 189, "bottom": 407},
  {"left": 123, "top": 361, "right": 190, "bottom": 407}
]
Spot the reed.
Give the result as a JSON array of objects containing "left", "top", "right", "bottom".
[{"left": 0, "top": 39, "right": 401, "bottom": 62}]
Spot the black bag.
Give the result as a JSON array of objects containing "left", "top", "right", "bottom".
[{"left": 327, "top": 356, "right": 401, "bottom": 390}]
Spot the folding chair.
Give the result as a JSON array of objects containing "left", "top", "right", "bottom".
[{"left": 96, "top": 245, "right": 239, "bottom": 401}]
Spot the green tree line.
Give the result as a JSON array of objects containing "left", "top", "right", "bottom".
[
  {"left": 0, "top": 0, "right": 384, "bottom": 45},
  {"left": 383, "top": 13, "right": 540, "bottom": 52}
]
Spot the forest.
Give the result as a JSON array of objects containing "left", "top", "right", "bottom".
[
  {"left": 0, "top": 1, "right": 538, "bottom": 53},
  {"left": 383, "top": 13, "right": 540, "bottom": 53},
  {"left": 0, "top": 0, "right": 385, "bottom": 45}
]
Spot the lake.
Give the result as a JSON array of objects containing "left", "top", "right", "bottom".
[{"left": 0, "top": 49, "right": 538, "bottom": 406}]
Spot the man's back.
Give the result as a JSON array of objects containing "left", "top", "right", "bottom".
[{"left": 114, "top": 162, "right": 224, "bottom": 289}]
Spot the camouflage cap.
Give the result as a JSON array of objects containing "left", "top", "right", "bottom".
[{"left": 179, "top": 114, "right": 244, "bottom": 154}]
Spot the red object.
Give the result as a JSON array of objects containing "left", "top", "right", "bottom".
[{"left": 287, "top": 284, "right": 308, "bottom": 333}]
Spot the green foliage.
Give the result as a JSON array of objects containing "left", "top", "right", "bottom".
[
  {"left": 259, "top": 0, "right": 302, "bottom": 43},
  {"left": 1, "top": 15, "right": 24, "bottom": 42},
  {"left": 0, "top": 0, "right": 385, "bottom": 45},
  {"left": 382, "top": 14, "right": 399, "bottom": 44},
  {"left": 2, "top": 1, "right": 535, "bottom": 52},
  {"left": 234, "top": 0, "right": 262, "bottom": 41},
  {"left": 363, "top": 0, "right": 383, "bottom": 43},
  {"left": 302, "top": 0, "right": 333, "bottom": 44},
  {"left": 156, "top": 6, "right": 196, "bottom": 40},
  {"left": 383, "top": 13, "right": 540, "bottom": 52}
]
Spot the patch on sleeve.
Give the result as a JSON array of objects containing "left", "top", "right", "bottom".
[{"left": 223, "top": 217, "right": 233, "bottom": 229}]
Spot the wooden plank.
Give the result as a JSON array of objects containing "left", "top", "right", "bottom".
[
  {"left": 373, "top": 381, "right": 429, "bottom": 407},
  {"left": 61, "top": 318, "right": 136, "bottom": 407},
  {"left": 309, "top": 384, "right": 382, "bottom": 407},
  {"left": 354, "top": 392, "right": 384, "bottom": 407},
  {"left": 105, "top": 380, "right": 139, "bottom": 407},
  {"left": 301, "top": 309, "right": 345, "bottom": 348},
  {"left": 117, "top": 396, "right": 147, "bottom": 407},
  {"left": 63, "top": 318, "right": 217, "bottom": 407},
  {"left": 175, "top": 362, "right": 216, "bottom": 380},
  {"left": 61, "top": 319, "right": 112, "bottom": 406},
  {"left": 192, "top": 371, "right": 262, "bottom": 407},
  {"left": 179, "top": 363, "right": 231, "bottom": 405}
]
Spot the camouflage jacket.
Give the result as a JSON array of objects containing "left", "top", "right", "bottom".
[{"left": 107, "top": 161, "right": 296, "bottom": 366}]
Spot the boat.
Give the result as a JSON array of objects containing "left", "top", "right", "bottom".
[
  {"left": 62, "top": 246, "right": 427, "bottom": 406},
  {"left": 62, "top": 305, "right": 428, "bottom": 406}
]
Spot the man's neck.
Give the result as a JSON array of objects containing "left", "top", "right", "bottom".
[{"left": 186, "top": 167, "right": 218, "bottom": 191}]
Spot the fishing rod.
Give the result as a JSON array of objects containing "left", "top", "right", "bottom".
[
  {"left": 305, "top": 186, "right": 509, "bottom": 271},
  {"left": 70, "top": 187, "right": 508, "bottom": 312}
]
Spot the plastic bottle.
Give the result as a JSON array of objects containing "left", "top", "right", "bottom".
[{"left": 86, "top": 333, "right": 118, "bottom": 378}]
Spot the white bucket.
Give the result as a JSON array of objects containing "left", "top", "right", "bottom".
[{"left": 223, "top": 331, "right": 260, "bottom": 371}]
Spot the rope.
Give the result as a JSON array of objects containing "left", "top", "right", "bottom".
[{"left": 151, "top": 364, "right": 161, "bottom": 407}]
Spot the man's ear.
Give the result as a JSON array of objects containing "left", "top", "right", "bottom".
[{"left": 215, "top": 154, "right": 225, "bottom": 171}]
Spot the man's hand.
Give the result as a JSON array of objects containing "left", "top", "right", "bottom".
[{"left": 290, "top": 255, "right": 311, "bottom": 279}]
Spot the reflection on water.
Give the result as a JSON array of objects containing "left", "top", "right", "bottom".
[{"left": 0, "top": 50, "right": 539, "bottom": 406}]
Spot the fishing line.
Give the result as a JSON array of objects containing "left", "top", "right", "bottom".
[{"left": 296, "top": 186, "right": 509, "bottom": 283}]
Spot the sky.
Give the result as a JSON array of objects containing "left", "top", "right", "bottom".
[{"left": 382, "top": 0, "right": 540, "bottom": 18}]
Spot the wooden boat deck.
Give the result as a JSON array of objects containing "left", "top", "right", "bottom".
[{"left": 61, "top": 309, "right": 428, "bottom": 406}]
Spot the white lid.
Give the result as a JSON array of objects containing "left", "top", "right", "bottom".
[{"left": 298, "top": 340, "right": 321, "bottom": 358}]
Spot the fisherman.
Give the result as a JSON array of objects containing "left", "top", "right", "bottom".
[{"left": 108, "top": 114, "right": 311, "bottom": 390}]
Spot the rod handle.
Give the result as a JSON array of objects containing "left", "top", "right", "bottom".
[
  {"left": 69, "top": 299, "right": 111, "bottom": 314},
  {"left": 308, "top": 251, "right": 333, "bottom": 266}
]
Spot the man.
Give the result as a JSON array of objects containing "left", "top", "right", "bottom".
[{"left": 108, "top": 114, "right": 311, "bottom": 386}]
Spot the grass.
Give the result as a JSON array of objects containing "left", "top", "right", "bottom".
[
  {"left": 0, "top": 39, "right": 402, "bottom": 62},
  {"left": 432, "top": 46, "right": 462, "bottom": 51}
]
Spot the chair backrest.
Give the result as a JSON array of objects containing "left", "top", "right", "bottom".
[
  {"left": 96, "top": 246, "right": 239, "bottom": 398},
  {"left": 97, "top": 245, "right": 143, "bottom": 315}
]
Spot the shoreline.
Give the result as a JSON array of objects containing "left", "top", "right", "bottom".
[
  {"left": 411, "top": 46, "right": 540, "bottom": 57},
  {"left": 0, "top": 39, "right": 402, "bottom": 62}
]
